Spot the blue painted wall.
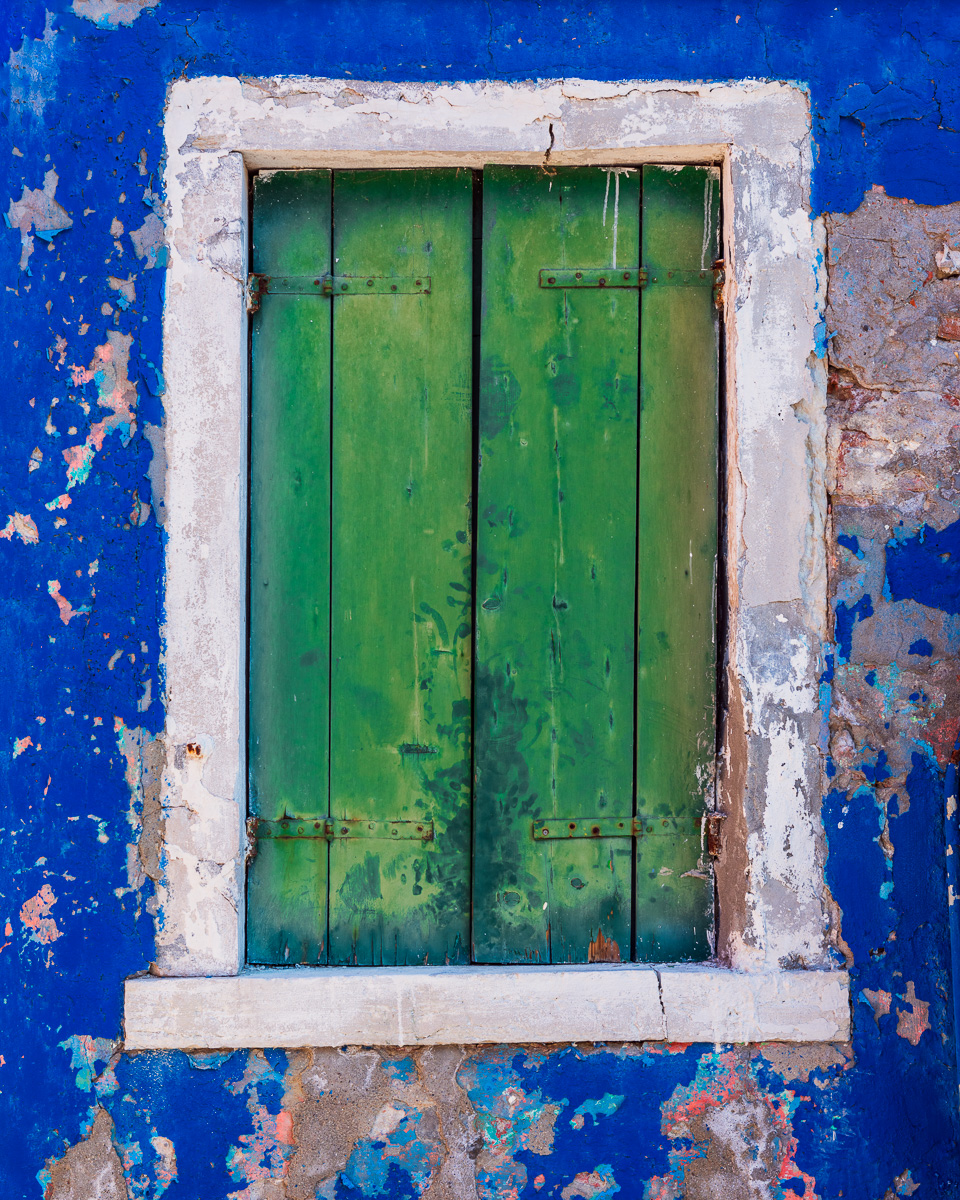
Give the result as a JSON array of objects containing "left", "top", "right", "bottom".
[{"left": 2, "top": 2, "right": 960, "bottom": 1196}]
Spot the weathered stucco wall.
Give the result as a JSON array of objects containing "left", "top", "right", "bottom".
[{"left": 2, "top": 2, "right": 960, "bottom": 1197}]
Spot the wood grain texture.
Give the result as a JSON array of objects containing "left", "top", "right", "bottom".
[
  {"left": 473, "top": 167, "right": 640, "bottom": 964},
  {"left": 248, "top": 170, "right": 332, "bottom": 964},
  {"left": 328, "top": 170, "right": 474, "bottom": 965},
  {"left": 635, "top": 164, "right": 721, "bottom": 961}
]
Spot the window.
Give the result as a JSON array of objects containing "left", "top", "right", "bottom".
[
  {"left": 123, "top": 78, "right": 850, "bottom": 1049},
  {"left": 246, "top": 164, "right": 720, "bottom": 967}
]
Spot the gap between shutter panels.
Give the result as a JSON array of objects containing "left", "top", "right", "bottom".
[{"left": 246, "top": 165, "right": 721, "bottom": 967}]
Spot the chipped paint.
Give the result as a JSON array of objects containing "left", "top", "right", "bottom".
[
  {"left": 6, "top": 168, "right": 71, "bottom": 271},
  {"left": 20, "top": 883, "right": 63, "bottom": 945},
  {"left": 3, "top": 4, "right": 960, "bottom": 1196},
  {"left": 0, "top": 511, "right": 39, "bottom": 544}
]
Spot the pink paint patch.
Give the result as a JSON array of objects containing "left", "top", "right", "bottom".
[
  {"left": 20, "top": 883, "right": 63, "bottom": 945},
  {"left": 0, "top": 512, "right": 39, "bottom": 544},
  {"left": 47, "top": 579, "right": 91, "bottom": 625},
  {"left": 560, "top": 1167, "right": 619, "bottom": 1199},
  {"left": 62, "top": 443, "right": 96, "bottom": 488},
  {"left": 13, "top": 735, "right": 34, "bottom": 758},
  {"left": 226, "top": 1104, "right": 295, "bottom": 1186},
  {"left": 63, "top": 333, "right": 138, "bottom": 491},
  {"left": 45, "top": 493, "right": 71, "bottom": 511},
  {"left": 862, "top": 987, "right": 892, "bottom": 1023},
  {"left": 896, "top": 981, "right": 930, "bottom": 1045},
  {"left": 150, "top": 1135, "right": 178, "bottom": 1193}
]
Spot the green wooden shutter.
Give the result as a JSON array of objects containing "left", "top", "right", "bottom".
[
  {"left": 326, "top": 170, "right": 474, "bottom": 966},
  {"left": 248, "top": 165, "right": 718, "bottom": 968},
  {"left": 248, "top": 170, "right": 333, "bottom": 964},
  {"left": 634, "top": 165, "right": 720, "bottom": 961},
  {"left": 473, "top": 167, "right": 641, "bottom": 964}
]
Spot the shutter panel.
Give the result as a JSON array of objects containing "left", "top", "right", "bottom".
[
  {"left": 634, "top": 165, "right": 721, "bottom": 961},
  {"left": 473, "top": 167, "right": 641, "bottom": 963},
  {"left": 328, "top": 170, "right": 474, "bottom": 965},
  {"left": 248, "top": 170, "right": 333, "bottom": 964}
]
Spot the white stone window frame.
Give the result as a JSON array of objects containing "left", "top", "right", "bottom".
[{"left": 123, "top": 76, "right": 849, "bottom": 1050}]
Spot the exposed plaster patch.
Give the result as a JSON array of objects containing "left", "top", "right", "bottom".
[
  {"left": 827, "top": 189, "right": 960, "bottom": 394},
  {"left": 20, "top": 882, "right": 63, "bottom": 945},
  {"left": 6, "top": 168, "right": 72, "bottom": 271},
  {"left": 6, "top": 10, "right": 58, "bottom": 123},
  {"left": 657, "top": 1049, "right": 818, "bottom": 1200},
  {"left": 47, "top": 579, "right": 91, "bottom": 625},
  {"left": 894, "top": 980, "right": 930, "bottom": 1045},
  {"left": 129, "top": 210, "right": 165, "bottom": 267},
  {"left": 560, "top": 1165, "right": 619, "bottom": 1198},
  {"left": 64, "top": 331, "right": 138, "bottom": 493},
  {"left": 40, "top": 1106, "right": 127, "bottom": 1200},
  {"left": 114, "top": 719, "right": 165, "bottom": 903},
  {"left": 71, "top": 0, "right": 155, "bottom": 27},
  {"left": 0, "top": 511, "right": 39, "bottom": 544}
]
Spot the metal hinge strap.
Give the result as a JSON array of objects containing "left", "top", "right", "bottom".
[
  {"left": 532, "top": 813, "right": 723, "bottom": 856},
  {"left": 247, "top": 273, "right": 431, "bottom": 312},
  {"left": 255, "top": 817, "right": 434, "bottom": 842},
  {"left": 538, "top": 265, "right": 724, "bottom": 292}
]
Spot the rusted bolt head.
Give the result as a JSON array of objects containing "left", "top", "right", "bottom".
[
  {"left": 575, "top": 271, "right": 582, "bottom": 279},
  {"left": 391, "top": 284, "right": 398, "bottom": 291},
  {"left": 366, "top": 278, "right": 374, "bottom": 286},
  {"left": 313, "top": 278, "right": 321, "bottom": 286},
  {"left": 547, "top": 276, "right": 556, "bottom": 284},
  {"left": 938, "top": 313, "right": 960, "bottom": 341},
  {"left": 598, "top": 278, "right": 606, "bottom": 287},
  {"left": 623, "top": 272, "right": 630, "bottom": 280},
  {"left": 415, "top": 279, "right": 422, "bottom": 286}
]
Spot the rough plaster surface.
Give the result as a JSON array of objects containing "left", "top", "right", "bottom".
[
  {"left": 3, "top": 4, "right": 960, "bottom": 1195},
  {"left": 158, "top": 76, "right": 830, "bottom": 1003}
]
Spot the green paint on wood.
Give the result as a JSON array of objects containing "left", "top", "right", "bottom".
[
  {"left": 473, "top": 167, "right": 640, "bottom": 964},
  {"left": 328, "top": 170, "right": 473, "bottom": 965},
  {"left": 635, "top": 164, "right": 721, "bottom": 961},
  {"left": 247, "top": 166, "right": 719, "bottom": 968},
  {"left": 248, "top": 170, "right": 332, "bottom": 964}
]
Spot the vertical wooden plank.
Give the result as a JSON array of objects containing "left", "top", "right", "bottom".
[
  {"left": 328, "top": 170, "right": 473, "bottom": 966},
  {"left": 635, "top": 165, "right": 721, "bottom": 961},
  {"left": 247, "top": 170, "right": 332, "bottom": 964},
  {"left": 474, "top": 167, "right": 640, "bottom": 964}
]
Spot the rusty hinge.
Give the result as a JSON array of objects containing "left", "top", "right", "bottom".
[
  {"left": 704, "top": 812, "right": 725, "bottom": 858},
  {"left": 539, "top": 265, "right": 723, "bottom": 292},
  {"left": 531, "top": 813, "right": 723, "bottom": 855},
  {"left": 532, "top": 815, "right": 702, "bottom": 840},
  {"left": 254, "top": 817, "right": 434, "bottom": 842},
  {"left": 246, "top": 273, "right": 431, "bottom": 313}
]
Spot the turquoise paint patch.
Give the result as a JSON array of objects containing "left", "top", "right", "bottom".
[
  {"left": 59, "top": 1034, "right": 118, "bottom": 1094},
  {"left": 571, "top": 1093, "right": 625, "bottom": 1126},
  {"left": 341, "top": 1105, "right": 438, "bottom": 1196},
  {"left": 382, "top": 1056, "right": 416, "bottom": 1082}
]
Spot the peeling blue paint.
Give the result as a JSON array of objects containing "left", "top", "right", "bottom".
[
  {"left": 835, "top": 594, "right": 874, "bottom": 663},
  {"left": 3, "top": 0, "right": 960, "bottom": 1194},
  {"left": 887, "top": 518, "right": 960, "bottom": 614}
]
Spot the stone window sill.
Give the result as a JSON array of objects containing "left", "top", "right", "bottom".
[{"left": 123, "top": 965, "right": 850, "bottom": 1049}]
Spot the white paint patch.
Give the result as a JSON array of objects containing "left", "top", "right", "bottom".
[{"left": 71, "top": 0, "right": 155, "bottom": 27}]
